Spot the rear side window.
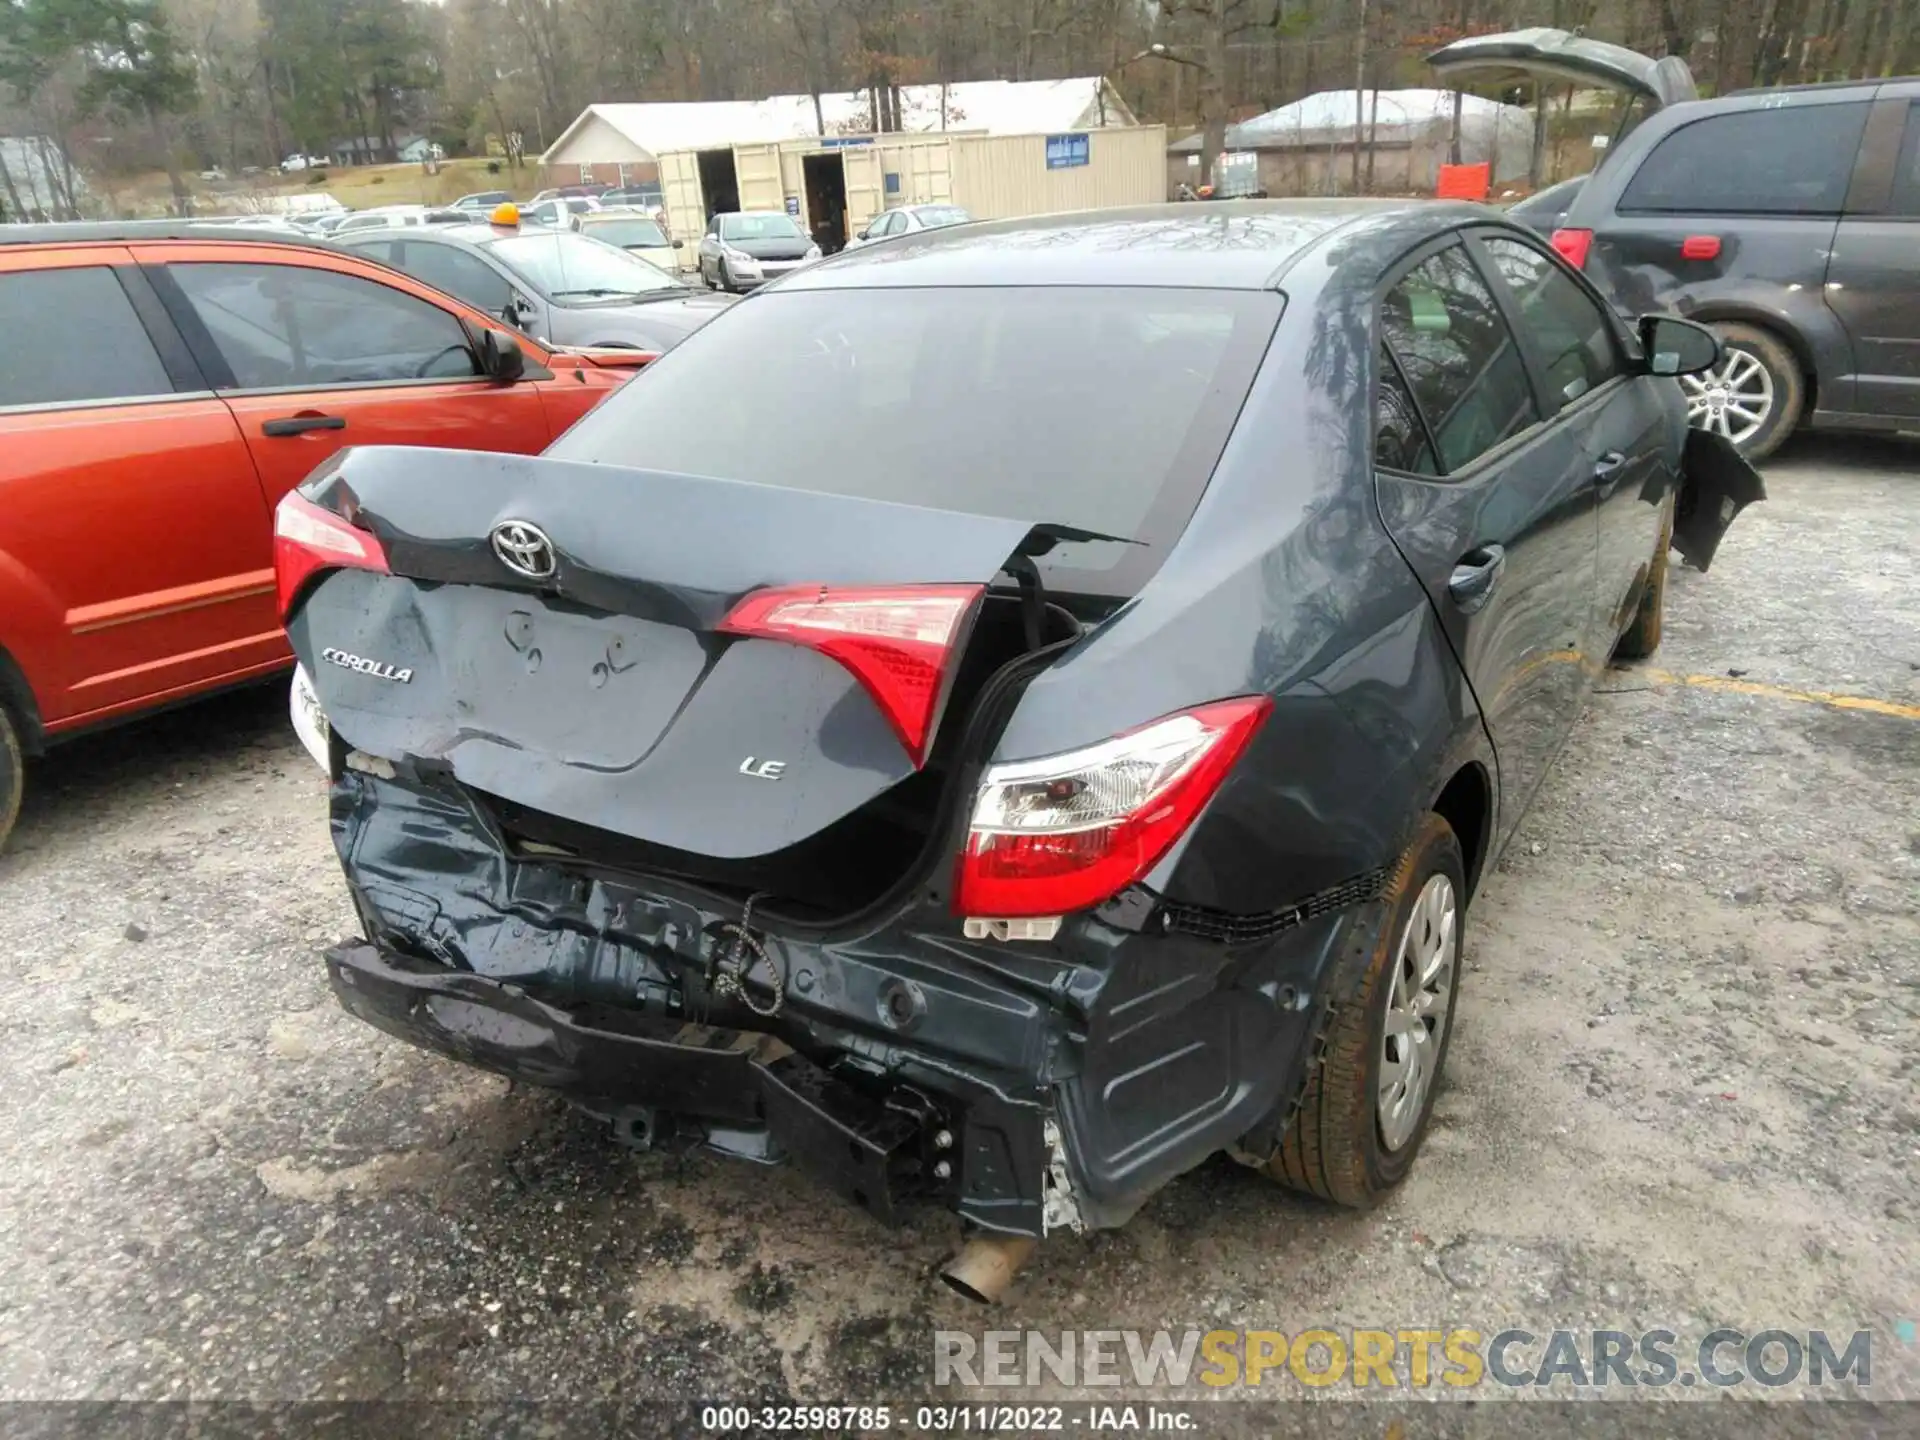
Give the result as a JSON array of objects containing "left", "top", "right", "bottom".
[
  {"left": 0, "top": 268, "right": 173, "bottom": 408},
  {"left": 546, "top": 286, "right": 1281, "bottom": 588},
  {"left": 1381, "top": 244, "right": 1541, "bottom": 474},
  {"left": 170, "top": 262, "right": 480, "bottom": 388},
  {"left": 1375, "top": 343, "right": 1437, "bottom": 476},
  {"left": 1619, "top": 102, "right": 1870, "bottom": 216},
  {"left": 1479, "top": 235, "right": 1623, "bottom": 409}
]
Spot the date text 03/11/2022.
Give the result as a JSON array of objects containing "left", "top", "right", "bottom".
[{"left": 699, "top": 1404, "right": 1197, "bottom": 1432}]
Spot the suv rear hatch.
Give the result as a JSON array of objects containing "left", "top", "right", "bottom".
[{"left": 1426, "top": 27, "right": 1697, "bottom": 108}]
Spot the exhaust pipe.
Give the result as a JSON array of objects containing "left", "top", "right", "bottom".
[{"left": 939, "top": 1234, "right": 1037, "bottom": 1304}]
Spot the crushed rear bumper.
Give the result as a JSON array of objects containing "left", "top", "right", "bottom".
[
  {"left": 322, "top": 765, "right": 1361, "bottom": 1236},
  {"left": 328, "top": 941, "right": 929, "bottom": 1223}
]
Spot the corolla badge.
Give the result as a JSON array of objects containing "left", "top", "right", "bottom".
[
  {"left": 321, "top": 648, "right": 413, "bottom": 683},
  {"left": 491, "top": 519, "right": 557, "bottom": 580}
]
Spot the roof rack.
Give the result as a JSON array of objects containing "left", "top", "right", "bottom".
[{"left": 0, "top": 221, "right": 340, "bottom": 249}]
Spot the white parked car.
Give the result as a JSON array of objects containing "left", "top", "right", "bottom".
[
  {"left": 524, "top": 196, "right": 602, "bottom": 228},
  {"left": 571, "top": 208, "right": 683, "bottom": 273},
  {"left": 846, "top": 203, "right": 974, "bottom": 248},
  {"left": 330, "top": 205, "right": 467, "bottom": 235},
  {"left": 280, "top": 154, "right": 329, "bottom": 173}
]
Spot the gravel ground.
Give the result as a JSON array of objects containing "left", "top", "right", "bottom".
[{"left": 0, "top": 434, "right": 1914, "bottom": 1429}]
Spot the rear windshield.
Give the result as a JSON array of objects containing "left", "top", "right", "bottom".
[
  {"left": 545, "top": 286, "right": 1282, "bottom": 592},
  {"left": 914, "top": 206, "right": 971, "bottom": 228}
]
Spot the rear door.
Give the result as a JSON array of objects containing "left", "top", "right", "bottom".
[
  {"left": 1371, "top": 237, "right": 1600, "bottom": 841},
  {"left": 733, "top": 143, "right": 785, "bottom": 211},
  {"left": 659, "top": 151, "right": 706, "bottom": 248},
  {"left": 0, "top": 249, "right": 278, "bottom": 728},
  {"left": 1825, "top": 88, "right": 1920, "bottom": 419},
  {"left": 842, "top": 147, "right": 885, "bottom": 236},
  {"left": 141, "top": 244, "right": 555, "bottom": 527}
]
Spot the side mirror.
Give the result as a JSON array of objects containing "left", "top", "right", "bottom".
[
  {"left": 479, "top": 328, "right": 526, "bottom": 383},
  {"left": 1638, "top": 315, "right": 1722, "bottom": 377}
]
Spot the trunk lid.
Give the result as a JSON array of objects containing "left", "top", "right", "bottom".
[
  {"left": 286, "top": 446, "right": 1062, "bottom": 862},
  {"left": 1427, "top": 28, "right": 1698, "bottom": 109}
]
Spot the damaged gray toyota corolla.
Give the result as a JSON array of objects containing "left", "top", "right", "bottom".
[{"left": 280, "top": 201, "right": 1760, "bottom": 1298}]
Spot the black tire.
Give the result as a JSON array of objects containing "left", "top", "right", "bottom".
[
  {"left": 1267, "top": 813, "right": 1465, "bottom": 1207},
  {"left": 1612, "top": 509, "right": 1673, "bottom": 661},
  {"left": 1706, "top": 322, "right": 1804, "bottom": 462},
  {"left": 0, "top": 701, "right": 22, "bottom": 855}
]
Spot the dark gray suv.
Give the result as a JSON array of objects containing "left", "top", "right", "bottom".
[{"left": 1435, "top": 28, "right": 1920, "bottom": 458}]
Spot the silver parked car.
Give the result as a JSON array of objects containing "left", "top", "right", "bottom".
[
  {"left": 336, "top": 220, "right": 733, "bottom": 352},
  {"left": 697, "top": 211, "right": 821, "bottom": 292},
  {"left": 845, "top": 203, "right": 974, "bottom": 249}
]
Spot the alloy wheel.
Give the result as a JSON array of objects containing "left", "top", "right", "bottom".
[
  {"left": 1377, "top": 873, "right": 1458, "bottom": 1152},
  {"left": 1680, "top": 347, "right": 1774, "bottom": 445}
]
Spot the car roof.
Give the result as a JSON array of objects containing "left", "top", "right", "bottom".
[
  {"left": 0, "top": 221, "right": 346, "bottom": 250},
  {"left": 1726, "top": 75, "right": 1904, "bottom": 97},
  {"left": 787, "top": 199, "right": 1480, "bottom": 292}
]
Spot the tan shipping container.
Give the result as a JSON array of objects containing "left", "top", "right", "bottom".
[
  {"left": 946, "top": 126, "right": 1167, "bottom": 221},
  {"left": 654, "top": 125, "right": 1166, "bottom": 265}
]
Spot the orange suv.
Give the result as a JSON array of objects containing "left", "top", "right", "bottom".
[{"left": 0, "top": 224, "right": 649, "bottom": 850}]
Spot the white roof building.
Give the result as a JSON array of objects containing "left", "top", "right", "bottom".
[
  {"left": 541, "top": 78, "right": 1137, "bottom": 166},
  {"left": 1171, "top": 88, "right": 1536, "bottom": 184}
]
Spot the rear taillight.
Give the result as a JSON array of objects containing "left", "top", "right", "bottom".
[
  {"left": 954, "top": 697, "right": 1271, "bottom": 918},
  {"left": 1551, "top": 227, "right": 1593, "bottom": 269},
  {"left": 719, "top": 584, "right": 984, "bottom": 767},
  {"left": 1680, "top": 234, "right": 1721, "bottom": 260},
  {"left": 273, "top": 490, "right": 388, "bottom": 619}
]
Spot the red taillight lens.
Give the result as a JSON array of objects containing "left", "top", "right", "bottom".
[
  {"left": 719, "top": 583, "right": 984, "bottom": 767},
  {"left": 954, "top": 697, "right": 1272, "bottom": 918},
  {"left": 1551, "top": 227, "right": 1593, "bottom": 269},
  {"left": 273, "top": 490, "right": 388, "bottom": 619},
  {"left": 1680, "top": 234, "right": 1721, "bottom": 260}
]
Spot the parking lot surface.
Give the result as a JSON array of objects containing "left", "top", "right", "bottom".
[{"left": 0, "top": 436, "right": 1914, "bottom": 1416}]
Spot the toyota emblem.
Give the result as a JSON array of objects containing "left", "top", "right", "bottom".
[{"left": 490, "top": 519, "right": 557, "bottom": 580}]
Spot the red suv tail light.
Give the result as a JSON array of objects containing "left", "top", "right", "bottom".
[
  {"left": 954, "top": 697, "right": 1272, "bottom": 918},
  {"left": 274, "top": 491, "right": 389, "bottom": 619},
  {"left": 720, "top": 584, "right": 984, "bottom": 767},
  {"left": 1550, "top": 227, "right": 1593, "bottom": 269}
]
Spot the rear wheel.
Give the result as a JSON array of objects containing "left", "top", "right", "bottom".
[
  {"left": 0, "top": 702, "right": 22, "bottom": 854},
  {"left": 1266, "top": 813, "right": 1464, "bottom": 1206},
  {"left": 1682, "top": 322, "right": 1803, "bottom": 461}
]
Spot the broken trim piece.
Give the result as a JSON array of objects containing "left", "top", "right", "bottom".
[
  {"left": 1041, "top": 1117, "right": 1085, "bottom": 1235},
  {"left": 1160, "top": 867, "right": 1391, "bottom": 945}
]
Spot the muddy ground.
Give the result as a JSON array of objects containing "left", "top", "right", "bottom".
[{"left": 0, "top": 435, "right": 1914, "bottom": 1430}]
